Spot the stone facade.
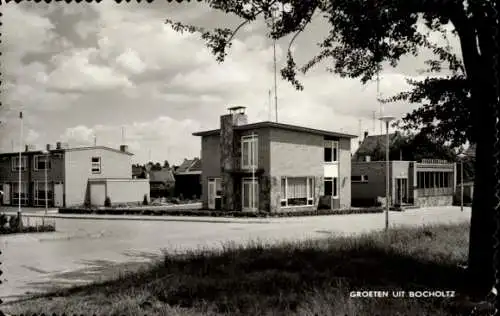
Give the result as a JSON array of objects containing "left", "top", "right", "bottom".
[
  {"left": 415, "top": 195, "right": 453, "bottom": 207},
  {"left": 220, "top": 114, "right": 236, "bottom": 211}
]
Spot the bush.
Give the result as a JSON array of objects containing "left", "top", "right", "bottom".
[
  {"left": 9, "top": 214, "right": 20, "bottom": 230},
  {"left": 0, "top": 213, "right": 8, "bottom": 228},
  {"left": 142, "top": 194, "right": 149, "bottom": 206},
  {"left": 104, "top": 196, "right": 112, "bottom": 207}
]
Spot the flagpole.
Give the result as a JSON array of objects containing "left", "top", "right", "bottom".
[{"left": 18, "top": 111, "right": 23, "bottom": 225}]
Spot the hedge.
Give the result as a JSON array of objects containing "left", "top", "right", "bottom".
[{"left": 58, "top": 207, "right": 387, "bottom": 218}]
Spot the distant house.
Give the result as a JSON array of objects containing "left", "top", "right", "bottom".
[
  {"left": 0, "top": 143, "right": 150, "bottom": 207},
  {"left": 148, "top": 168, "right": 176, "bottom": 198},
  {"left": 132, "top": 165, "right": 147, "bottom": 179},
  {"left": 352, "top": 131, "right": 403, "bottom": 162},
  {"left": 174, "top": 158, "right": 202, "bottom": 199}
]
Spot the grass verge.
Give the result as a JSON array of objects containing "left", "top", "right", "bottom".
[{"left": 3, "top": 222, "right": 486, "bottom": 316}]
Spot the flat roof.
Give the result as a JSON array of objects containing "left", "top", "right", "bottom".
[
  {"left": 192, "top": 121, "right": 358, "bottom": 139},
  {"left": 0, "top": 146, "right": 133, "bottom": 156}
]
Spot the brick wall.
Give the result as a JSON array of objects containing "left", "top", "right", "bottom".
[{"left": 200, "top": 134, "right": 221, "bottom": 208}]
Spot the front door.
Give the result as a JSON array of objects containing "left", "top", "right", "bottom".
[
  {"left": 2, "top": 183, "right": 10, "bottom": 205},
  {"left": 396, "top": 178, "right": 408, "bottom": 204},
  {"left": 242, "top": 178, "right": 258, "bottom": 211},
  {"left": 54, "top": 182, "right": 64, "bottom": 207},
  {"left": 207, "top": 178, "right": 217, "bottom": 210}
]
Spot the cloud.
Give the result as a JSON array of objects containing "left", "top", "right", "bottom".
[
  {"left": 115, "top": 49, "right": 147, "bottom": 75},
  {"left": 47, "top": 48, "right": 133, "bottom": 92},
  {"left": 59, "top": 117, "right": 203, "bottom": 165}
]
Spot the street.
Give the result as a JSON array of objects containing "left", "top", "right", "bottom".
[{"left": 0, "top": 206, "right": 470, "bottom": 302}]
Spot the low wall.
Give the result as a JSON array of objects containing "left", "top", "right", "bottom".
[
  {"left": 415, "top": 195, "right": 453, "bottom": 207},
  {"left": 106, "top": 179, "right": 150, "bottom": 204},
  {"left": 88, "top": 178, "right": 150, "bottom": 206}
]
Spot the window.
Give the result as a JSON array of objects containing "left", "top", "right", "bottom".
[
  {"left": 417, "top": 171, "right": 452, "bottom": 188},
  {"left": 351, "top": 175, "right": 368, "bottom": 183},
  {"left": 91, "top": 157, "right": 101, "bottom": 174},
  {"left": 241, "top": 135, "right": 258, "bottom": 169},
  {"left": 12, "top": 156, "right": 27, "bottom": 171},
  {"left": 34, "top": 155, "right": 51, "bottom": 171},
  {"left": 443, "top": 173, "right": 449, "bottom": 187},
  {"left": 324, "top": 177, "right": 338, "bottom": 198},
  {"left": 242, "top": 178, "right": 258, "bottom": 210},
  {"left": 324, "top": 140, "right": 339, "bottom": 162},
  {"left": 280, "top": 177, "right": 314, "bottom": 207},
  {"left": 215, "top": 178, "right": 222, "bottom": 197},
  {"left": 12, "top": 182, "right": 28, "bottom": 205},
  {"left": 34, "top": 181, "right": 53, "bottom": 206}
]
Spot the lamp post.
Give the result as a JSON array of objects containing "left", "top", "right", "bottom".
[
  {"left": 457, "top": 153, "right": 466, "bottom": 211},
  {"left": 379, "top": 116, "right": 395, "bottom": 231}
]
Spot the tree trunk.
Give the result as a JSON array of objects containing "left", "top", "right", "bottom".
[{"left": 466, "top": 82, "right": 498, "bottom": 296}]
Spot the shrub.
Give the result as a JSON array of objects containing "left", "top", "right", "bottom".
[
  {"left": 142, "top": 194, "right": 149, "bottom": 206},
  {"left": 104, "top": 196, "right": 112, "bottom": 207},
  {"left": 9, "top": 214, "right": 20, "bottom": 230},
  {"left": 0, "top": 213, "right": 8, "bottom": 228}
]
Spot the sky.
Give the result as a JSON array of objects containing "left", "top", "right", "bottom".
[{"left": 0, "top": 2, "right": 461, "bottom": 165}]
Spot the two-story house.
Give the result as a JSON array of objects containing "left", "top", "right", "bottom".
[
  {"left": 0, "top": 142, "right": 150, "bottom": 207},
  {"left": 192, "top": 106, "right": 357, "bottom": 212}
]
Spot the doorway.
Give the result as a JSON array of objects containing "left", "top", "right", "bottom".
[{"left": 396, "top": 178, "right": 408, "bottom": 204}]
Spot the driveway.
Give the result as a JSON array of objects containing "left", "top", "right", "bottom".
[{"left": 0, "top": 206, "right": 470, "bottom": 302}]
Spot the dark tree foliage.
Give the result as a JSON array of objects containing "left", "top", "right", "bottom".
[
  {"left": 368, "top": 131, "right": 459, "bottom": 162},
  {"left": 166, "top": 0, "right": 500, "bottom": 297},
  {"left": 384, "top": 75, "right": 473, "bottom": 148}
]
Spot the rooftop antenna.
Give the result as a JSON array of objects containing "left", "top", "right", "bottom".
[
  {"left": 271, "top": 4, "right": 279, "bottom": 123},
  {"left": 93, "top": 135, "right": 97, "bottom": 146},
  {"left": 268, "top": 89, "right": 272, "bottom": 121},
  {"left": 121, "top": 126, "right": 125, "bottom": 143}
]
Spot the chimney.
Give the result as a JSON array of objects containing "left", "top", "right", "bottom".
[
  {"left": 219, "top": 106, "right": 248, "bottom": 211},
  {"left": 120, "top": 145, "right": 129, "bottom": 152},
  {"left": 56, "top": 141, "right": 62, "bottom": 150},
  {"left": 364, "top": 131, "right": 369, "bottom": 140},
  {"left": 228, "top": 106, "right": 248, "bottom": 126},
  {"left": 46, "top": 144, "right": 51, "bottom": 151},
  {"left": 25, "top": 145, "right": 29, "bottom": 152}
]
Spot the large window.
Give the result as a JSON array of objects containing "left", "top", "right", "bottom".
[
  {"left": 34, "top": 181, "right": 53, "bottom": 206},
  {"left": 12, "top": 156, "right": 27, "bottom": 171},
  {"left": 241, "top": 135, "right": 258, "bottom": 169},
  {"left": 34, "top": 155, "right": 51, "bottom": 171},
  {"left": 417, "top": 171, "right": 452, "bottom": 189},
  {"left": 12, "top": 182, "right": 29, "bottom": 205},
  {"left": 91, "top": 157, "right": 101, "bottom": 174},
  {"left": 242, "top": 178, "right": 259, "bottom": 210},
  {"left": 324, "top": 177, "right": 339, "bottom": 198},
  {"left": 324, "top": 140, "right": 339, "bottom": 162},
  {"left": 280, "top": 177, "right": 314, "bottom": 207}
]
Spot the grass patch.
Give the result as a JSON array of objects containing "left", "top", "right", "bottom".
[{"left": 4, "top": 222, "right": 484, "bottom": 316}]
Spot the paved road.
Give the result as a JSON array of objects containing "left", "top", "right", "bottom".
[{"left": 0, "top": 206, "right": 470, "bottom": 302}]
